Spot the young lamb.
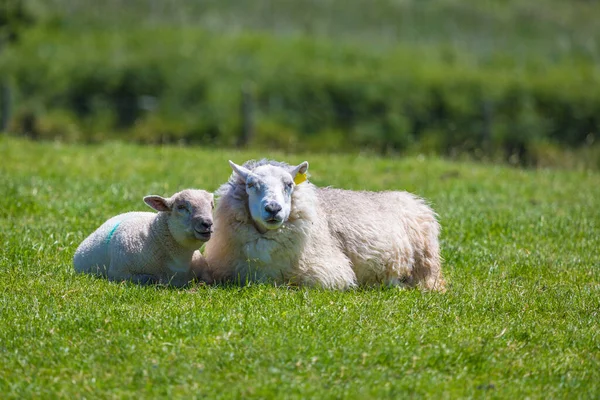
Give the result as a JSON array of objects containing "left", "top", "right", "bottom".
[
  {"left": 73, "top": 189, "right": 214, "bottom": 287},
  {"left": 203, "top": 159, "right": 445, "bottom": 291}
]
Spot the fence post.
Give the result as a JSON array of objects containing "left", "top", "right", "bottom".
[
  {"left": 481, "top": 99, "right": 493, "bottom": 155},
  {"left": 0, "top": 80, "right": 11, "bottom": 133},
  {"left": 238, "top": 83, "right": 255, "bottom": 148},
  {"left": 0, "top": 38, "right": 10, "bottom": 133}
]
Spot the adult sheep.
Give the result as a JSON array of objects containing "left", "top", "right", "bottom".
[
  {"left": 73, "top": 189, "right": 214, "bottom": 287},
  {"left": 204, "top": 160, "right": 445, "bottom": 291}
]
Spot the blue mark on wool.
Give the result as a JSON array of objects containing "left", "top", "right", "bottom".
[{"left": 105, "top": 221, "right": 121, "bottom": 245}]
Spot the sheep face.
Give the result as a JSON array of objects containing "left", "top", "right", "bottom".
[
  {"left": 229, "top": 160, "right": 309, "bottom": 232},
  {"left": 144, "top": 189, "right": 215, "bottom": 244}
]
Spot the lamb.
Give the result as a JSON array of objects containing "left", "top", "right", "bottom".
[
  {"left": 73, "top": 189, "right": 214, "bottom": 287},
  {"left": 203, "top": 159, "right": 445, "bottom": 291}
]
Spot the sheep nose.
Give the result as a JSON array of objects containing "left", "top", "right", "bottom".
[
  {"left": 264, "top": 203, "right": 282, "bottom": 215},
  {"left": 196, "top": 220, "right": 213, "bottom": 232},
  {"left": 201, "top": 220, "right": 213, "bottom": 229}
]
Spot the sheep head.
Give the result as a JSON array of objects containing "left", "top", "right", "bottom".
[
  {"left": 229, "top": 160, "right": 309, "bottom": 232},
  {"left": 144, "top": 189, "right": 215, "bottom": 245}
]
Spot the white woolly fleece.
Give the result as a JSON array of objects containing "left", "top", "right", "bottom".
[
  {"left": 319, "top": 188, "right": 445, "bottom": 290},
  {"left": 205, "top": 181, "right": 356, "bottom": 289},
  {"left": 204, "top": 160, "right": 445, "bottom": 291},
  {"left": 73, "top": 189, "right": 213, "bottom": 287}
]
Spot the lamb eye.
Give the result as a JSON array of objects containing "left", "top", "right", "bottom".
[{"left": 177, "top": 204, "right": 187, "bottom": 211}]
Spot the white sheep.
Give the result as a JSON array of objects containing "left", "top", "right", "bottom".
[
  {"left": 73, "top": 189, "right": 214, "bottom": 287},
  {"left": 203, "top": 160, "right": 445, "bottom": 291}
]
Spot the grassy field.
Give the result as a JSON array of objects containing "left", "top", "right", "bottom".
[{"left": 0, "top": 136, "right": 599, "bottom": 398}]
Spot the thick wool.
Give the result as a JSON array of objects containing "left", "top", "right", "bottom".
[
  {"left": 319, "top": 188, "right": 445, "bottom": 290},
  {"left": 204, "top": 161, "right": 356, "bottom": 289},
  {"left": 73, "top": 189, "right": 213, "bottom": 287},
  {"left": 204, "top": 160, "right": 445, "bottom": 291}
]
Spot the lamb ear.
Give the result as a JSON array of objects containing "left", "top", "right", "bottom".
[
  {"left": 291, "top": 161, "right": 309, "bottom": 177},
  {"left": 229, "top": 160, "right": 251, "bottom": 183},
  {"left": 144, "top": 195, "right": 172, "bottom": 212}
]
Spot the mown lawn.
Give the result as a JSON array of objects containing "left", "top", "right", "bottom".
[{"left": 0, "top": 136, "right": 599, "bottom": 398}]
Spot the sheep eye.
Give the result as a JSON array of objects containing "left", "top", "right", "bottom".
[
  {"left": 211, "top": 202, "right": 215, "bottom": 209},
  {"left": 177, "top": 204, "right": 188, "bottom": 211}
]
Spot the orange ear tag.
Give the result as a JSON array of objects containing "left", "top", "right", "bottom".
[{"left": 294, "top": 172, "right": 307, "bottom": 185}]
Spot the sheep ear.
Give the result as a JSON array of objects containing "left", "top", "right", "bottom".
[
  {"left": 144, "top": 195, "right": 171, "bottom": 212},
  {"left": 291, "top": 161, "right": 309, "bottom": 184},
  {"left": 291, "top": 161, "right": 309, "bottom": 175},
  {"left": 229, "top": 160, "right": 251, "bottom": 183},
  {"left": 290, "top": 161, "right": 308, "bottom": 182}
]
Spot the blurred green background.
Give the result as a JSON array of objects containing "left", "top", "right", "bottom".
[{"left": 1, "top": 0, "right": 599, "bottom": 167}]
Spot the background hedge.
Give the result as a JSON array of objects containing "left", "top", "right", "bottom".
[{"left": 1, "top": 0, "right": 599, "bottom": 165}]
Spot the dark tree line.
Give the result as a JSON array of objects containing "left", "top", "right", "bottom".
[{"left": 1, "top": 0, "right": 36, "bottom": 131}]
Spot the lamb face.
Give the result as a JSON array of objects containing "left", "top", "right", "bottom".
[
  {"left": 229, "top": 160, "right": 308, "bottom": 232},
  {"left": 144, "top": 189, "right": 214, "bottom": 245}
]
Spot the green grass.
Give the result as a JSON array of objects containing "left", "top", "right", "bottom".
[{"left": 1, "top": 136, "right": 599, "bottom": 398}]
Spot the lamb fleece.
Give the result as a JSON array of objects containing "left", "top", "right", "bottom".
[{"left": 73, "top": 190, "right": 213, "bottom": 286}]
